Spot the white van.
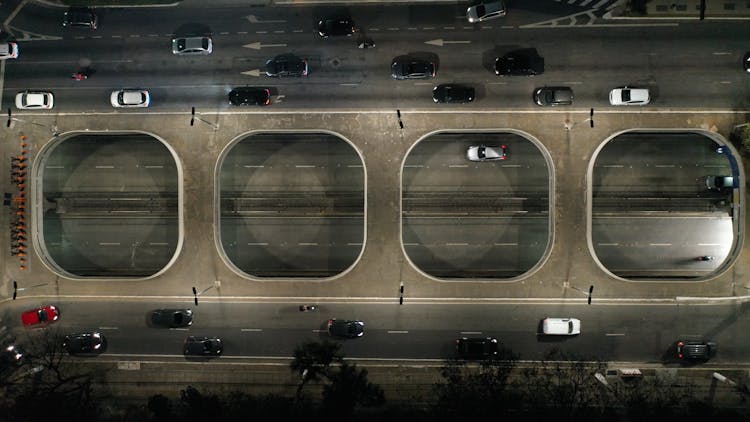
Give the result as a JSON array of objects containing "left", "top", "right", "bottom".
[{"left": 542, "top": 317, "right": 581, "bottom": 335}]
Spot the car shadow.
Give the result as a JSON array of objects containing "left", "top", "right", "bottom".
[{"left": 172, "top": 24, "right": 213, "bottom": 38}]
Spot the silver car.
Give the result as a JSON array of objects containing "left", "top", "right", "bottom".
[
  {"left": 110, "top": 89, "right": 150, "bottom": 108},
  {"left": 466, "top": 145, "right": 507, "bottom": 161},
  {"left": 466, "top": 1, "right": 507, "bottom": 23},
  {"left": 172, "top": 36, "right": 212, "bottom": 55}
]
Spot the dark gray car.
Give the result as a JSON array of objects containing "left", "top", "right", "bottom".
[
  {"left": 63, "top": 8, "right": 98, "bottom": 29},
  {"left": 533, "top": 86, "right": 573, "bottom": 106},
  {"left": 183, "top": 336, "right": 223, "bottom": 356},
  {"left": 433, "top": 84, "right": 475, "bottom": 103},
  {"left": 266, "top": 54, "right": 308, "bottom": 77},
  {"left": 327, "top": 318, "right": 364, "bottom": 338},
  {"left": 63, "top": 332, "right": 106, "bottom": 356},
  {"left": 391, "top": 55, "right": 436, "bottom": 80},
  {"left": 676, "top": 340, "right": 716, "bottom": 362},
  {"left": 151, "top": 308, "right": 193, "bottom": 328}
]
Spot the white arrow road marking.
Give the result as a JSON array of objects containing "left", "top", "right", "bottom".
[
  {"left": 241, "top": 69, "right": 262, "bottom": 77},
  {"left": 241, "top": 328, "right": 263, "bottom": 332},
  {"left": 388, "top": 330, "right": 409, "bottom": 334},
  {"left": 243, "top": 42, "right": 287, "bottom": 50},
  {"left": 99, "top": 326, "right": 119, "bottom": 330},
  {"left": 246, "top": 15, "right": 287, "bottom": 24},
  {"left": 425, "top": 38, "right": 471, "bottom": 47},
  {"left": 275, "top": 94, "right": 285, "bottom": 103}
]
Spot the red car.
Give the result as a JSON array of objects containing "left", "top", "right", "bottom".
[{"left": 21, "top": 305, "right": 60, "bottom": 327}]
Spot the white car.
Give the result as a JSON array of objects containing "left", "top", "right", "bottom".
[
  {"left": 0, "top": 42, "right": 19, "bottom": 60},
  {"left": 15, "top": 91, "right": 54, "bottom": 109},
  {"left": 466, "top": 144, "right": 507, "bottom": 161},
  {"left": 609, "top": 87, "right": 650, "bottom": 106},
  {"left": 542, "top": 317, "right": 581, "bottom": 335},
  {"left": 110, "top": 89, "right": 150, "bottom": 108}
]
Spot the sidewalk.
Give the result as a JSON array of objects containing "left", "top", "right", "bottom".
[{"left": 610, "top": 0, "right": 750, "bottom": 18}]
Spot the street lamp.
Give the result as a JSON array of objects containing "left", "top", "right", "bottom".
[
  {"left": 7, "top": 108, "right": 60, "bottom": 136},
  {"left": 12, "top": 281, "right": 49, "bottom": 300},
  {"left": 191, "top": 280, "right": 221, "bottom": 306},
  {"left": 190, "top": 107, "right": 219, "bottom": 130}
]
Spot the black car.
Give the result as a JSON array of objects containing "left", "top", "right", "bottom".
[
  {"left": 495, "top": 49, "right": 544, "bottom": 76},
  {"left": 63, "top": 8, "right": 98, "bottom": 29},
  {"left": 266, "top": 54, "right": 309, "bottom": 77},
  {"left": 228, "top": 88, "right": 271, "bottom": 106},
  {"left": 456, "top": 337, "right": 499, "bottom": 359},
  {"left": 151, "top": 308, "right": 193, "bottom": 328},
  {"left": 676, "top": 339, "right": 716, "bottom": 362},
  {"left": 533, "top": 86, "right": 573, "bottom": 106},
  {"left": 433, "top": 84, "right": 475, "bottom": 103},
  {"left": 317, "top": 17, "right": 355, "bottom": 37},
  {"left": 744, "top": 51, "right": 750, "bottom": 73},
  {"left": 391, "top": 55, "right": 436, "bottom": 80},
  {"left": 184, "top": 336, "right": 223, "bottom": 356},
  {"left": 327, "top": 319, "right": 364, "bottom": 338},
  {"left": 63, "top": 332, "right": 106, "bottom": 356}
]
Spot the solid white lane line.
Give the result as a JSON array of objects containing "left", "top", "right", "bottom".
[
  {"left": 99, "top": 326, "right": 119, "bottom": 330},
  {"left": 605, "top": 333, "right": 625, "bottom": 336},
  {"left": 460, "top": 331, "right": 482, "bottom": 335},
  {"left": 650, "top": 243, "right": 672, "bottom": 246},
  {"left": 388, "top": 330, "right": 409, "bottom": 334},
  {"left": 241, "top": 328, "right": 263, "bottom": 332}
]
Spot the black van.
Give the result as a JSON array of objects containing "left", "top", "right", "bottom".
[{"left": 677, "top": 340, "right": 717, "bottom": 361}]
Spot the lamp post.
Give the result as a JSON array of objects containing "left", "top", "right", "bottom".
[
  {"left": 12, "top": 280, "right": 49, "bottom": 300},
  {"left": 190, "top": 107, "right": 219, "bottom": 130},
  {"left": 7, "top": 108, "right": 60, "bottom": 136},
  {"left": 191, "top": 280, "right": 221, "bottom": 306}
]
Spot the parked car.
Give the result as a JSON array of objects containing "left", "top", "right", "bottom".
[
  {"left": 466, "top": 144, "right": 507, "bottom": 161},
  {"left": 676, "top": 339, "right": 716, "bottom": 362},
  {"left": 433, "top": 84, "right": 474, "bottom": 103},
  {"left": 391, "top": 55, "right": 436, "bottom": 80},
  {"left": 63, "top": 7, "right": 98, "bottom": 29},
  {"left": 456, "top": 337, "right": 499, "bottom": 359},
  {"left": 15, "top": 91, "right": 54, "bottom": 110},
  {"left": 228, "top": 87, "right": 271, "bottom": 106},
  {"left": 1, "top": 344, "right": 24, "bottom": 366},
  {"left": 542, "top": 317, "right": 581, "bottom": 335},
  {"left": 151, "top": 308, "right": 193, "bottom": 328},
  {"left": 533, "top": 86, "right": 574, "bottom": 106},
  {"left": 466, "top": 1, "right": 507, "bottom": 23},
  {"left": 110, "top": 89, "right": 150, "bottom": 108},
  {"left": 0, "top": 42, "right": 19, "bottom": 60},
  {"left": 317, "top": 17, "right": 355, "bottom": 37},
  {"left": 266, "top": 54, "right": 308, "bottom": 77},
  {"left": 183, "top": 336, "right": 223, "bottom": 356},
  {"left": 495, "top": 49, "right": 544, "bottom": 76},
  {"left": 64, "top": 332, "right": 106, "bottom": 356},
  {"left": 744, "top": 51, "right": 750, "bottom": 73},
  {"left": 609, "top": 87, "right": 650, "bottom": 105},
  {"left": 21, "top": 305, "right": 60, "bottom": 327},
  {"left": 327, "top": 319, "right": 364, "bottom": 338},
  {"left": 172, "top": 36, "right": 212, "bottom": 55},
  {"left": 705, "top": 175, "right": 734, "bottom": 191}
]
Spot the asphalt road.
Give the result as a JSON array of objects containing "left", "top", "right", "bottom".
[
  {"left": 7, "top": 298, "right": 750, "bottom": 364},
  {"left": 2, "top": 2, "right": 749, "bottom": 111}
]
